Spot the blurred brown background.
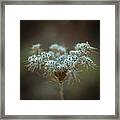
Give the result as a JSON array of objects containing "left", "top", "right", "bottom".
[{"left": 20, "top": 20, "right": 100, "bottom": 100}]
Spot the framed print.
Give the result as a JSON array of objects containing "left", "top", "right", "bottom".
[{"left": 0, "top": 0, "right": 119, "bottom": 119}]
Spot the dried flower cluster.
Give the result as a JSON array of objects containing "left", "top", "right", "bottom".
[{"left": 26, "top": 42, "right": 97, "bottom": 85}]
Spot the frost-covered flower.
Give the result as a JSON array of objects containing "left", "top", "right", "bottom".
[
  {"left": 49, "top": 43, "right": 59, "bottom": 50},
  {"left": 75, "top": 42, "right": 90, "bottom": 50},
  {"left": 32, "top": 43, "right": 41, "bottom": 54},
  {"left": 74, "top": 42, "right": 97, "bottom": 55},
  {"left": 26, "top": 42, "right": 97, "bottom": 83},
  {"left": 49, "top": 44, "right": 66, "bottom": 55},
  {"left": 32, "top": 43, "right": 40, "bottom": 49}
]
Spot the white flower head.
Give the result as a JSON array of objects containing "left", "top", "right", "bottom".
[
  {"left": 32, "top": 43, "right": 40, "bottom": 49},
  {"left": 49, "top": 44, "right": 66, "bottom": 55},
  {"left": 75, "top": 42, "right": 90, "bottom": 51},
  {"left": 26, "top": 42, "right": 97, "bottom": 83},
  {"left": 32, "top": 43, "right": 41, "bottom": 54},
  {"left": 49, "top": 44, "right": 59, "bottom": 51}
]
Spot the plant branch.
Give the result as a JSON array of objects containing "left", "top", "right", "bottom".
[{"left": 58, "top": 82, "right": 64, "bottom": 100}]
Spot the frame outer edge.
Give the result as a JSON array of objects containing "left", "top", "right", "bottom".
[
  {"left": 0, "top": 1, "right": 1, "bottom": 119},
  {"left": 0, "top": 0, "right": 118, "bottom": 5},
  {"left": 1, "top": 1, "right": 5, "bottom": 119},
  {"left": 1, "top": 0, "right": 120, "bottom": 119},
  {"left": 118, "top": 1, "right": 120, "bottom": 119},
  {"left": 115, "top": 2, "right": 119, "bottom": 119}
]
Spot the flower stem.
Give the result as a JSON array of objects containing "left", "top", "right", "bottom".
[{"left": 58, "top": 82, "right": 64, "bottom": 100}]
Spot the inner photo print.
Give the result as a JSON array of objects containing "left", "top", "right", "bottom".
[{"left": 20, "top": 20, "right": 100, "bottom": 100}]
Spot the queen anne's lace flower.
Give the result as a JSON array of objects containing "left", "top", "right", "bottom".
[{"left": 26, "top": 42, "right": 97, "bottom": 84}]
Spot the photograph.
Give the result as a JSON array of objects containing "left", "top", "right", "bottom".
[{"left": 20, "top": 20, "right": 100, "bottom": 100}]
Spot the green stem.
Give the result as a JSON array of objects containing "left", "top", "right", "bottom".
[{"left": 58, "top": 82, "right": 64, "bottom": 100}]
